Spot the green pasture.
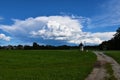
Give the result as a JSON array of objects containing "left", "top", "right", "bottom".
[
  {"left": 105, "top": 51, "right": 120, "bottom": 64},
  {"left": 0, "top": 50, "right": 96, "bottom": 80}
]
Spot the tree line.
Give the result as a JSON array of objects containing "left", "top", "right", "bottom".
[
  {"left": 0, "top": 42, "right": 101, "bottom": 50},
  {"left": 99, "top": 27, "right": 120, "bottom": 50},
  {"left": 0, "top": 42, "right": 79, "bottom": 50}
]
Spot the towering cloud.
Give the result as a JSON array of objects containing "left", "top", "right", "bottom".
[{"left": 0, "top": 16, "right": 115, "bottom": 45}]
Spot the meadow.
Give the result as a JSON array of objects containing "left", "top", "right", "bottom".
[
  {"left": 0, "top": 50, "right": 96, "bottom": 80},
  {"left": 105, "top": 51, "right": 120, "bottom": 64}
]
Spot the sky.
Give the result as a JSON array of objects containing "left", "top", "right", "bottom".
[{"left": 0, "top": 0, "right": 120, "bottom": 46}]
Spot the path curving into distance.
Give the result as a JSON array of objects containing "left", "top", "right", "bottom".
[{"left": 85, "top": 51, "right": 120, "bottom": 80}]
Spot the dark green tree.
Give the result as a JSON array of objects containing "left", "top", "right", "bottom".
[
  {"left": 17, "top": 45, "right": 24, "bottom": 50},
  {"left": 99, "top": 27, "right": 120, "bottom": 50},
  {"left": 32, "top": 42, "right": 40, "bottom": 49}
]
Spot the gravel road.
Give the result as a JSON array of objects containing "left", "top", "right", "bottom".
[{"left": 85, "top": 51, "right": 120, "bottom": 80}]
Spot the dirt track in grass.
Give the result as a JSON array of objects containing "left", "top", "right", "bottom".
[{"left": 85, "top": 51, "right": 120, "bottom": 80}]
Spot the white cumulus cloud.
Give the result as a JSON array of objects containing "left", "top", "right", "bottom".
[
  {"left": 67, "top": 32, "right": 115, "bottom": 45},
  {"left": 0, "top": 33, "right": 11, "bottom": 41},
  {"left": 0, "top": 16, "right": 115, "bottom": 45}
]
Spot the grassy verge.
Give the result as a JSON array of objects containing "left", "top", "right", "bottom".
[
  {"left": 105, "top": 51, "right": 120, "bottom": 64},
  {"left": 0, "top": 50, "right": 96, "bottom": 80},
  {"left": 104, "top": 51, "right": 120, "bottom": 80},
  {"left": 104, "top": 63, "right": 117, "bottom": 80}
]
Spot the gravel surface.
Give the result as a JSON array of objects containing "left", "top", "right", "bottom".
[{"left": 85, "top": 51, "right": 120, "bottom": 80}]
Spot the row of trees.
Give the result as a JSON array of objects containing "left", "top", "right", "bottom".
[
  {"left": 0, "top": 42, "right": 79, "bottom": 50},
  {"left": 0, "top": 42, "right": 101, "bottom": 50},
  {"left": 99, "top": 27, "right": 120, "bottom": 50}
]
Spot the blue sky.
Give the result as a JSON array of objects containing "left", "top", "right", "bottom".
[{"left": 0, "top": 0, "right": 120, "bottom": 46}]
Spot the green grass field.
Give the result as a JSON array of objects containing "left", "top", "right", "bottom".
[
  {"left": 105, "top": 51, "right": 120, "bottom": 64},
  {"left": 0, "top": 50, "right": 96, "bottom": 80}
]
